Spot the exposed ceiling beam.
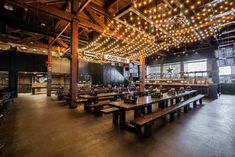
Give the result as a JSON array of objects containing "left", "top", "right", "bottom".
[
  {"left": 175, "top": 13, "right": 235, "bottom": 34},
  {"left": 104, "top": 0, "right": 116, "bottom": 9},
  {"left": 0, "top": 36, "right": 65, "bottom": 51},
  {"left": 50, "top": 23, "right": 70, "bottom": 46},
  {"left": 89, "top": 2, "right": 106, "bottom": 16},
  {"left": 84, "top": 6, "right": 106, "bottom": 28},
  {"left": 21, "top": 34, "right": 46, "bottom": 43},
  {"left": 56, "top": 38, "right": 69, "bottom": 48},
  {"left": 5, "top": 0, "right": 72, "bottom": 22},
  {"left": 74, "top": 0, "right": 93, "bottom": 16},
  {"left": 23, "top": 0, "right": 66, "bottom": 4},
  {"left": 55, "top": 1, "right": 71, "bottom": 29}
]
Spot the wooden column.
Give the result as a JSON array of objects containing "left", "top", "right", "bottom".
[
  {"left": 139, "top": 50, "right": 145, "bottom": 91},
  {"left": 160, "top": 64, "right": 163, "bottom": 79},
  {"left": 70, "top": 18, "right": 79, "bottom": 108},
  {"left": 47, "top": 46, "right": 52, "bottom": 96}
]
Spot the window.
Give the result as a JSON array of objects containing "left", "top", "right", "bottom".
[
  {"left": 219, "top": 66, "right": 231, "bottom": 75},
  {"left": 184, "top": 59, "right": 207, "bottom": 76},
  {"left": 163, "top": 63, "right": 180, "bottom": 78},
  {"left": 146, "top": 65, "right": 160, "bottom": 78}
]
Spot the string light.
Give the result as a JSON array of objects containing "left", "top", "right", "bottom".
[{"left": 80, "top": 0, "right": 235, "bottom": 63}]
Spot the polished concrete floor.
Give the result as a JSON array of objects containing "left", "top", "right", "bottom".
[{"left": 1, "top": 94, "right": 235, "bottom": 157}]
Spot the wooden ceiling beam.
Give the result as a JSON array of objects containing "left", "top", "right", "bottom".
[
  {"left": 21, "top": 34, "right": 46, "bottom": 43},
  {"left": 55, "top": 1, "right": 71, "bottom": 29},
  {"left": 89, "top": 2, "right": 106, "bottom": 16},
  {"left": 50, "top": 23, "right": 70, "bottom": 46},
  {"left": 23, "top": 0, "right": 66, "bottom": 4},
  {"left": 0, "top": 36, "right": 65, "bottom": 51},
  {"left": 56, "top": 38, "right": 69, "bottom": 48},
  {"left": 84, "top": 6, "right": 106, "bottom": 28},
  {"left": 104, "top": 0, "right": 116, "bottom": 9},
  {"left": 74, "top": 0, "right": 93, "bottom": 16},
  {"left": 5, "top": 0, "right": 72, "bottom": 22}
]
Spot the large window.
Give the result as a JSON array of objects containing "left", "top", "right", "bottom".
[
  {"left": 219, "top": 66, "right": 235, "bottom": 83},
  {"left": 184, "top": 59, "right": 207, "bottom": 76},
  {"left": 219, "top": 66, "right": 232, "bottom": 75},
  {"left": 146, "top": 65, "right": 160, "bottom": 79},
  {"left": 163, "top": 62, "right": 180, "bottom": 78}
]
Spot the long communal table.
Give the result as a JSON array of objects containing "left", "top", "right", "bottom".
[
  {"left": 109, "top": 90, "right": 198, "bottom": 130},
  {"left": 79, "top": 92, "right": 129, "bottom": 111}
]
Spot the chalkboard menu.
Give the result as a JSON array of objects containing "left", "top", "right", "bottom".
[{"left": 215, "top": 46, "right": 235, "bottom": 67}]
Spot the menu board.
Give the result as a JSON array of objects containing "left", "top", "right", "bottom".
[{"left": 215, "top": 47, "right": 235, "bottom": 67}]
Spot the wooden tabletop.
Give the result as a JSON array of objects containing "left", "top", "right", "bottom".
[
  {"left": 79, "top": 92, "right": 127, "bottom": 99},
  {"left": 109, "top": 96, "right": 156, "bottom": 109},
  {"left": 109, "top": 90, "right": 197, "bottom": 110}
]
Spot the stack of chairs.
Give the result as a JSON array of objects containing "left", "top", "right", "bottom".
[{"left": 0, "top": 90, "right": 14, "bottom": 154}]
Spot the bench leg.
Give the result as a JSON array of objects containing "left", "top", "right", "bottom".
[
  {"left": 143, "top": 123, "right": 153, "bottom": 137},
  {"left": 184, "top": 105, "right": 188, "bottom": 113},
  {"left": 135, "top": 126, "right": 142, "bottom": 137},
  {"left": 112, "top": 111, "right": 119, "bottom": 125},
  {"left": 199, "top": 99, "right": 202, "bottom": 105},
  {"left": 177, "top": 109, "right": 181, "bottom": 116},
  {"left": 170, "top": 112, "right": 175, "bottom": 121},
  {"left": 193, "top": 101, "right": 197, "bottom": 108},
  {"left": 170, "top": 99, "right": 174, "bottom": 105}
]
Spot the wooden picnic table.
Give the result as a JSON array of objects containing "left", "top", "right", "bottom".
[
  {"left": 79, "top": 92, "right": 129, "bottom": 111},
  {"left": 109, "top": 90, "right": 197, "bottom": 130}
]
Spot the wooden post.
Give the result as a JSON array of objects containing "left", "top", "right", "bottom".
[
  {"left": 139, "top": 50, "right": 145, "bottom": 92},
  {"left": 160, "top": 64, "right": 163, "bottom": 79},
  {"left": 69, "top": 18, "right": 79, "bottom": 108},
  {"left": 47, "top": 46, "right": 52, "bottom": 96}
]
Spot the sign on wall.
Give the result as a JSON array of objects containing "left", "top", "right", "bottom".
[{"left": 103, "top": 54, "right": 130, "bottom": 64}]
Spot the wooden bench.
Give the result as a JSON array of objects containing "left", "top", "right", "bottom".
[
  {"left": 89, "top": 101, "right": 111, "bottom": 116},
  {"left": 64, "top": 98, "right": 87, "bottom": 106},
  {"left": 101, "top": 107, "right": 120, "bottom": 124},
  {"left": 130, "top": 94, "right": 204, "bottom": 137}
]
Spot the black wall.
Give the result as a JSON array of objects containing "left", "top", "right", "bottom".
[
  {"left": 103, "top": 64, "right": 125, "bottom": 86},
  {"left": 0, "top": 51, "right": 126, "bottom": 96},
  {"left": 0, "top": 51, "right": 47, "bottom": 96},
  {"left": 79, "top": 61, "right": 104, "bottom": 84},
  {"left": 79, "top": 62, "right": 125, "bottom": 85}
]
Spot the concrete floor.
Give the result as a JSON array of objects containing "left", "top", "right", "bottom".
[{"left": 1, "top": 94, "right": 235, "bottom": 157}]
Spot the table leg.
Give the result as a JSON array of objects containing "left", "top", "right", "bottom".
[
  {"left": 134, "top": 108, "right": 142, "bottom": 118},
  {"left": 84, "top": 99, "right": 92, "bottom": 112},
  {"left": 119, "top": 109, "right": 126, "bottom": 128},
  {"left": 147, "top": 105, "right": 152, "bottom": 113},
  {"left": 165, "top": 100, "right": 168, "bottom": 108},
  {"left": 176, "top": 97, "right": 180, "bottom": 104},
  {"left": 159, "top": 101, "right": 165, "bottom": 109},
  {"left": 113, "top": 95, "right": 118, "bottom": 101}
]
